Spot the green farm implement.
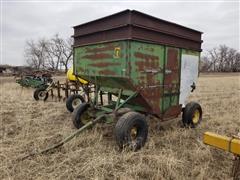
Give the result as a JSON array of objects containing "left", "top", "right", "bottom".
[
  {"left": 16, "top": 74, "right": 52, "bottom": 89},
  {"left": 33, "top": 68, "right": 90, "bottom": 103}
]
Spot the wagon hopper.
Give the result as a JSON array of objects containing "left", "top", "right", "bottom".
[{"left": 71, "top": 10, "right": 203, "bottom": 150}]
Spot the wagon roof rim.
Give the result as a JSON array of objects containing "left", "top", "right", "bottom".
[{"left": 72, "top": 9, "right": 203, "bottom": 34}]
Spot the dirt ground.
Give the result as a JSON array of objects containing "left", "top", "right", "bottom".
[{"left": 0, "top": 73, "right": 239, "bottom": 180}]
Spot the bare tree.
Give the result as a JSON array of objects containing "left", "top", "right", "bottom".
[
  {"left": 200, "top": 45, "right": 240, "bottom": 72},
  {"left": 24, "top": 38, "right": 49, "bottom": 70},
  {"left": 45, "top": 34, "right": 63, "bottom": 71},
  {"left": 200, "top": 56, "right": 211, "bottom": 72},
  {"left": 61, "top": 37, "right": 73, "bottom": 73},
  {"left": 25, "top": 34, "right": 73, "bottom": 72}
]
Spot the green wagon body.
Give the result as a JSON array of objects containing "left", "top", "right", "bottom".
[{"left": 73, "top": 10, "right": 202, "bottom": 119}]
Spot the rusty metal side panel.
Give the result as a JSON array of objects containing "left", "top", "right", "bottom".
[
  {"left": 130, "top": 41, "right": 165, "bottom": 115},
  {"left": 74, "top": 41, "right": 131, "bottom": 89},
  {"left": 75, "top": 41, "right": 126, "bottom": 76},
  {"left": 162, "top": 47, "right": 181, "bottom": 118}
]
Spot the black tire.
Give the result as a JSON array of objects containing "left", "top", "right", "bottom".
[
  {"left": 115, "top": 111, "right": 148, "bottom": 151},
  {"left": 33, "top": 88, "right": 48, "bottom": 101},
  {"left": 182, "top": 102, "right": 202, "bottom": 128},
  {"left": 66, "top": 94, "right": 85, "bottom": 112},
  {"left": 72, "top": 103, "right": 90, "bottom": 129}
]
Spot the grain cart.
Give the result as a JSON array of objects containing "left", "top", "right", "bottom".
[{"left": 71, "top": 10, "right": 203, "bottom": 150}]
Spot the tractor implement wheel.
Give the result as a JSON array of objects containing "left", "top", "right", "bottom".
[
  {"left": 66, "top": 94, "right": 85, "bottom": 112},
  {"left": 72, "top": 103, "right": 90, "bottom": 129},
  {"left": 33, "top": 88, "right": 49, "bottom": 101},
  {"left": 182, "top": 101, "right": 202, "bottom": 128},
  {"left": 115, "top": 111, "right": 148, "bottom": 151}
]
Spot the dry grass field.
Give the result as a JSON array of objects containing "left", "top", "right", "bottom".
[{"left": 0, "top": 73, "right": 239, "bottom": 180}]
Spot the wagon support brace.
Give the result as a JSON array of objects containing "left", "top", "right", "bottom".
[
  {"left": 20, "top": 114, "right": 105, "bottom": 160},
  {"left": 114, "top": 90, "right": 139, "bottom": 111},
  {"left": 20, "top": 90, "right": 139, "bottom": 160}
]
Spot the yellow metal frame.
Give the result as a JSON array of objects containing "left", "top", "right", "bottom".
[
  {"left": 203, "top": 132, "right": 240, "bottom": 155},
  {"left": 67, "top": 67, "right": 88, "bottom": 84}
]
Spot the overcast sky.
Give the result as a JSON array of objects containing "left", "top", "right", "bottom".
[{"left": 1, "top": 0, "right": 239, "bottom": 66}]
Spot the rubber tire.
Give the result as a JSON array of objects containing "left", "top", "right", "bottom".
[
  {"left": 72, "top": 103, "right": 90, "bottom": 129},
  {"left": 115, "top": 111, "right": 148, "bottom": 151},
  {"left": 66, "top": 94, "right": 85, "bottom": 112},
  {"left": 33, "top": 88, "right": 48, "bottom": 101},
  {"left": 182, "top": 102, "right": 202, "bottom": 128}
]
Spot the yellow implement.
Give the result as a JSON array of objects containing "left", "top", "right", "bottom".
[
  {"left": 203, "top": 132, "right": 240, "bottom": 155},
  {"left": 67, "top": 67, "right": 88, "bottom": 85}
]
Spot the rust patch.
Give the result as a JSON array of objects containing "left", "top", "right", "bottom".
[
  {"left": 140, "top": 86, "right": 162, "bottom": 114},
  {"left": 85, "top": 44, "right": 115, "bottom": 53},
  {"left": 163, "top": 105, "right": 182, "bottom": 119},
  {"left": 134, "top": 52, "right": 159, "bottom": 61},
  {"left": 164, "top": 48, "right": 179, "bottom": 92},
  {"left": 167, "top": 48, "right": 178, "bottom": 69},
  {"left": 135, "top": 52, "right": 159, "bottom": 72},
  {"left": 133, "top": 51, "right": 162, "bottom": 115},
  {"left": 89, "top": 62, "right": 120, "bottom": 67},
  {"left": 98, "top": 69, "right": 116, "bottom": 76},
  {"left": 82, "top": 53, "right": 112, "bottom": 60}
]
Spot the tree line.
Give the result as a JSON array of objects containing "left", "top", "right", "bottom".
[
  {"left": 25, "top": 35, "right": 239, "bottom": 73},
  {"left": 200, "top": 45, "right": 240, "bottom": 72},
  {"left": 25, "top": 34, "right": 72, "bottom": 73}
]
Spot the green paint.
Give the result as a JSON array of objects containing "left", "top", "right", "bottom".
[
  {"left": 74, "top": 40, "right": 200, "bottom": 117},
  {"left": 129, "top": 41, "right": 165, "bottom": 87}
]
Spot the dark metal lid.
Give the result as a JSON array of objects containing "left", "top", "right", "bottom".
[{"left": 73, "top": 10, "right": 203, "bottom": 51}]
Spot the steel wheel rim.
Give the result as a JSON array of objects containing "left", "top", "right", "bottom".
[
  {"left": 72, "top": 98, "right": 81, "bottom": 108},
  {"left": 192, "top": 109, "right": 200, "bottom": 124},
  {"left": 38, "top": 91, "right": 46, "bottom": 100},
  {"left": 130, "top": 127, "right": 138, "bottom": 140}
]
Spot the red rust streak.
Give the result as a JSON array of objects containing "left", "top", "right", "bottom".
[
  {"left": 134, "top": 52, "right": 159, "bottom": 71},
  {"left": 98, "top": 70, "right": 116, "bottom": 76},
  {"left": 86, "top": 45, "right": 115, "bottom": 53},
  {"left": 164, "top": 48, "right": 179, "bottom": 92},
  {"left": 89, "top": 62, "right": 120, "bottom": 67},
  {"left": 134, "top": 52, "right": 159, "bottom": 61},
  {"left": 163, "top": 105, "right": 182, "bottom": 118},
  {"left": 82, "top": 53, "right": 112, "bottom": 60}
]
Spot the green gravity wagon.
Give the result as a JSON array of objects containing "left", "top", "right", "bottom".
[{"left": 69, "top": 10, "right": 203, "bottom": 150}]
